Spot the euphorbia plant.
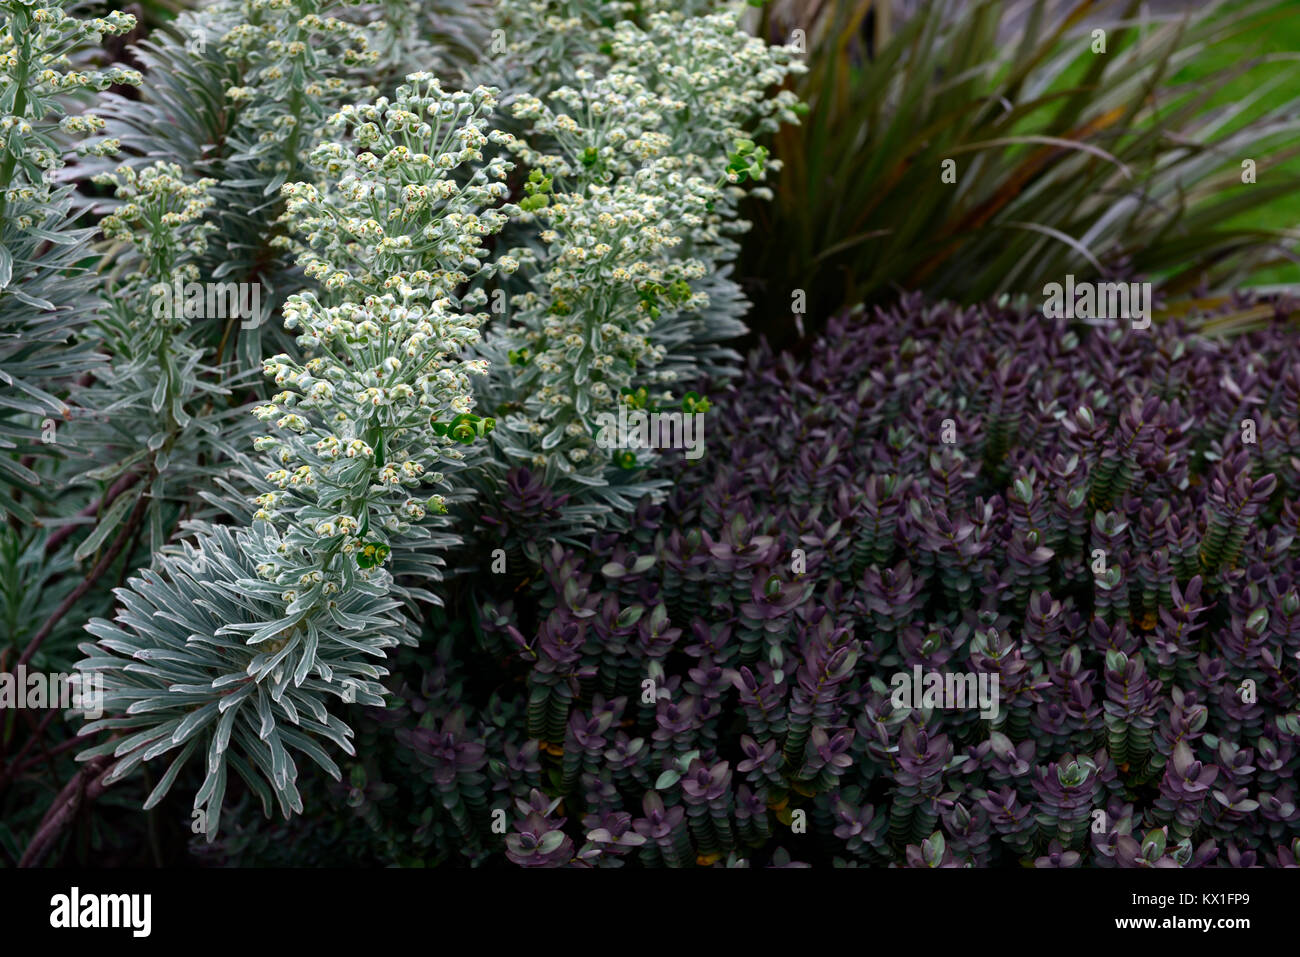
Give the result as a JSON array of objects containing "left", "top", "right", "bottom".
[
  {"left": 477, "top": 6, "right": 804, "bottom": 513},
  {"left": 74, "top": 75, "right": 520, "bottom": 836},
  {"left": 0, "top": 0, "right": 141, "bottom": 522}
]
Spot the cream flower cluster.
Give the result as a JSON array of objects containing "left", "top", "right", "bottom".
[
  {"left": 93, "top": 163, "right": 219, "bottom": 286},
  {"left": 508, "top": 71, "right": 682, "bottom": 181},
  {"left": 505, "top": 67, "right": 749, "bottom": 261},
  {"left": 0, "top": 1, "right": 141, "bottom": 207},
  {"left": 253, "top": 75, "right": 518, "bottom": 598},
  {"left": 609, "top": 11, "right": 806, "bottom": 253},
  {"left": 219, "top": 0, "right": 380, "bottom": 173},
  {"left": 252, "top": 289, "right": 485, "bottom": 600},
  {"left": 491, "top": 5, "right": 805, "bottom": 477},
  {"left": 494, "top": 0, "right": 690, "bottom": 89},
  {"left": 504, "top": 160, "right": 711, "bottom": 471},
  {"left": 276, "top": 75, "right": 521, "bottom": 303}
]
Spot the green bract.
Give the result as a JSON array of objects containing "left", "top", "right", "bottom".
[{"left": 482, "top": 7, "right": 804, "bottom": 489}]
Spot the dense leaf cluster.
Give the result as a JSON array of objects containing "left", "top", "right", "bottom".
[{"left": 206, "top": 293, "right": 1300, "bottom": 867}]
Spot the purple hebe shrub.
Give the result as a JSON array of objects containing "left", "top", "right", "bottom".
[
  {"left": 468, "top": 293, "right": 1300, "bottom": 867},
  {"left": 206, "top": 292, "right": 1300, "bottom": 867}
]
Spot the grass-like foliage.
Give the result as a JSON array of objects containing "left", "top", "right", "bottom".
[{"left": 742, "top": 0, "right": 1300, "bottom": 341}]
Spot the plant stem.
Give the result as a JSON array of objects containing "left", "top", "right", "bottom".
[
  {"left": 18, "top": 756, "right": 111, "bottom": 867},
  {"left": 42, "top": 469, "right": 145, "bottom": 556},
  {"left": 17, "top": 490, "right": 149, "bottom": 669}
]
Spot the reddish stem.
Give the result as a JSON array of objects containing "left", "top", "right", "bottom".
[
  {"left": 18, "top": 756, "right": 112, "bottom": 867},
  {"left": 17, "top": 490, "right": 149, "bottom": 670},
  {"left": 43, "top": 469, "right": 144, "bottom": 556}
]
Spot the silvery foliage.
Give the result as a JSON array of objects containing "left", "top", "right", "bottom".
[
  {"left": 0, "top": 1, "right": 141, "bottom": 522},
  {"left": 356, "top": 0, "right": 495, "bottom": 91},
  {"left": 473, "top": 3, "right": 805, "bottom": 514},
  {"left": 76, "top": 76, "right": 518, "bottom": 837},
  {"left": 84, "top": 0, "right": 435, "bottom": 379},
  {"left": 75, "top": 522, "right": 414, "bottom": 834},
  {"left": 71, "top": 163, "right": 237, "bottom": 557}
]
